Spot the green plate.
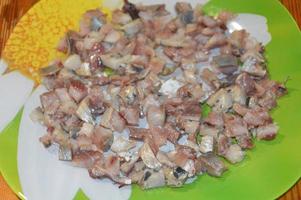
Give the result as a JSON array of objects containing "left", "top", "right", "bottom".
[{"left": 0, "top": 0, "right": 300, "bottom": 199}]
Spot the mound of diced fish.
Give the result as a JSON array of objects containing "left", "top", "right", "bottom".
[{"left": 31, "top": 1, "right": 287, "bottom": 189}]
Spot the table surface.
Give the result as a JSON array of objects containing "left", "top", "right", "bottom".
[{"left": 0, "top": 0, "right": 300, "bottom": 199}]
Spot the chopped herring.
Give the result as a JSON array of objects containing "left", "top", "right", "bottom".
[{"left": 33, "top": 2, "right": 286, "bottom": 189}]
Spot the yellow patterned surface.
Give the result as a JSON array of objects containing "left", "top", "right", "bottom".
[{"left": 2, "top": 0, "right": 116, "bottom": 83}]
